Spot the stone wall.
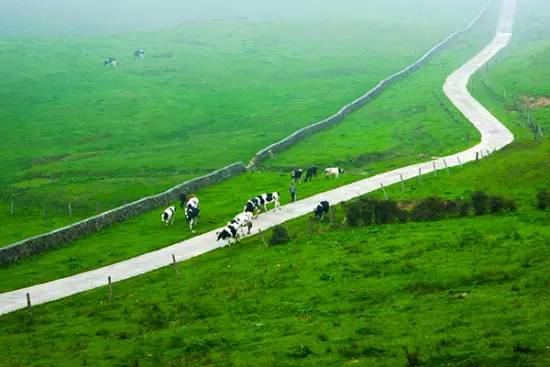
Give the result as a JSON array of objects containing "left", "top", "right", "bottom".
[
  {"left": 0, "top": 162, "right": 246, "bottom": 266},
  {"left": 247, "top": 0, "right": 494, "bottom": 168}
]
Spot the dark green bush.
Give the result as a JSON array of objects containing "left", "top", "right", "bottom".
[
  {"left": 411, "top": 197, "right": 447, "bottom": 221},
  {"left": 344, "top": 198, "right": 406, "bottom": 226},
  {"left": 471, "top": 191, "right": 489, "bottom": 215},
  {"left": 269, "top": 226, "right": 290, "bottom": 246},
  {"left": 536, "top": 190, "right": 549, "bottom": 210}
]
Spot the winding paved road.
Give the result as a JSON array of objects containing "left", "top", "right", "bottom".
[{"left": 0, "top": 0, "right": 516, "bottom": 316}]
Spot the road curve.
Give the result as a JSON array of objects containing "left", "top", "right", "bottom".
[{"left": 0, "top": 0, "right": 516, "bottom": 316}]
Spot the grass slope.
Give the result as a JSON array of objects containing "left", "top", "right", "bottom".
[
  {"left": 0, "top": 0, "right": 485, "bottom": 245},
  {"left": 0, "top": 3, "right": 501, "bottom": 292}
]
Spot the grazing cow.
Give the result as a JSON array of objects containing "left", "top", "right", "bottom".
[
  {"left": 134, "top": 48, "right": 145, "bottom": 59},
  {"left": 325, "top": 167, "right": 344, "bottom": 178},
  {"left": 244, "top": 197, "right": 260, "bottom": 217},
  {"left": 161, "top": 205, "right": 176, "bottom": 225},
  {"left": 230, "top": 212, "right": 253, "bottom": 236},
  {"left": 304, "top": 166, "right": 319, "bottom": 182},
  {"left": 314, "top": 201, "right": 330, "bottom": 220},
  {"left": 291, "top": 169, "right": 303, "bottom": 183},
  {"left": 104, "top": 57, "right": 117, "bottom": 67},
  {"left": 180, "top": 193, "right": 200, "bottom": 232},
  {"left": 216, "top": 224, "right": 239, "bottom": 246}
]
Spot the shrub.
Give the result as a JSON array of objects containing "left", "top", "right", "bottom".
[
  {"left": 489, "top": 195, "right": 516, "bottom": 214},
  {"left": 374, "top": 199, "right": 406, "bottom": 224},
  {"left": 269, "top": 226, "right": 290, "bottom": 246},
  {"left": 457, "top": 200, "right": 471, "bottom": 217},
  {"left": 288, "top": 344, "right": 313, "bottom": 359},
  {"left": 411, "top": 197, "right": 447, "bottom": 221},
  {"left": 403, "top": 346, "right": 421, "bottom": 367},
  {"left": 471, "top": 191, "right": 489, "bottom": 215},
  {"left": 536, "top": 190, "right": 549, "bottom": 210}
]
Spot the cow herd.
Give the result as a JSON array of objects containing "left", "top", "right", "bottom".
[
  {"left": 160, "top": 167, "right": 342, "bottom": 247},
  {"left": 103, "top": 49, "right": 145, "bottom": 67}
]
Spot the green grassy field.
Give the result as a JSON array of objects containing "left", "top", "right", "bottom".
[
  {"left": 0, "top": 2, "right": 502, "bottom": 292},
  {"left": 0, "top": 1, "right": 548, "bottom": 365},
  {"left": 0, "top": 0, "right": 485, "bottom": 246},
  {"left": 0, "top": 90, "right": 548, "bottom": 367}
]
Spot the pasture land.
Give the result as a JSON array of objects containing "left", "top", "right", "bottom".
[
  {"left": 1, "top": 79, "right": 548, "bottom": 367},
  {"left": 0, "top": 0, "right": 486, "bottom": 246},
  {"left": 0, "top": 2, "right": 502, "bottom": 292},
  {"left": 0, "top": 1, "right": 548, "bottom": 366}
]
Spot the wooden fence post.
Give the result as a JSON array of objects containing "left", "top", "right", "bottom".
[
  {"left": 475, "top": 152, "right": 479, "bottom": 162},
  {"left": 258, "top": 229, "right": 267, "bottom": 246},
  {"left": 418, "top": 168, "right": 422, "bottom": 182},
  {"left": 172, "top": 254, "right": 179, "bottom": 277},
  {"left": 432, "top": 161, "right": 437, "bottom": 176},
  {"left": 68, "top": 203, "right": 72, "bottom": 218},
  {"left": 26, "top": 293, "right": 32, "bottom": 321},
  {"left": 96, "top": 202, "right": 100, "bottom": 214},
  {"left": 108, "top": 276, "right": 112, "bottom": 302},
  {"left": 457, "top": 156, "right": 463, "bottom": 168},
  {"left": 380, "top": 183, "right": 388, "bottom": 200},
  {"left": 399, "top": 174, "right": 405, "bottom": 191},
  {"left": 443, "top": 159, "right": 449, "bottom": 174},
  {"left": 10, "top": 194, "right": 14, "bottom": 215}
]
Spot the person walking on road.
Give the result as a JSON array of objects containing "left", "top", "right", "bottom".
[{"left": 290, "top": 185, "right": 297, "bottom": 202}]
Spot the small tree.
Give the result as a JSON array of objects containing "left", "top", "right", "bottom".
[{"left": 269, "top": 226, "right": 290, "bottom": 246}]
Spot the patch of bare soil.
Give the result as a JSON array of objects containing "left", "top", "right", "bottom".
[{"left": 523, "top": 96, "right": 550, "bottom": 108}]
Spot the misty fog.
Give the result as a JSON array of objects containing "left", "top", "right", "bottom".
[{"left": 0, "top": 0, "right": 478, "bottom": 37}]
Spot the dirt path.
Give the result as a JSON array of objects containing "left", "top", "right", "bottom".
[{"left": 0, "top": 0, "right": 516, "bottom": 316}]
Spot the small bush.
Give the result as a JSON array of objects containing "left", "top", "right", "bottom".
[
  {"left": 403, "top": 346, "right": 421, "bottom": 367},
  {"left": 269, "top": 226, "right": 290, "bottom": 246},
  {"left": 411, "top": 197, "right": 447, "bottom": 221},
  {"left": 288, "top": 344, "right": 313, "bottom": 359},
  {"left": 471, "top": 191, "right": 489, "bottom": 215},
  {"left": 536, "top": 190, "right": 549, "bottom": 210},
  {"left": 458, "top": 200, "right": 471, "bottom": 217}
]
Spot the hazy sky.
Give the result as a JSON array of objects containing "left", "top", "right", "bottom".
[{"left": 0, "top": 0, "right": 481, "bottom": 37}]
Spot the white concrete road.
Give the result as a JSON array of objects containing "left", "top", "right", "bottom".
[{"left": 0, "top": 0, "right": 516, "bottom": 316}]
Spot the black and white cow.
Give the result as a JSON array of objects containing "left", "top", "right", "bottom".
[
  {"left": 216, "top": 223, "right": 239, "bottom": 246},
  {"left": 134, "top": 48, "right": 145, "bottom": 59},
  {"left": 230, "top": 211, "right": 253, "bottom": 236},
  {"left": 304, "top": 166, "right": 319, "bottom": 182},
  {"left": 104, "top": 57, "right": 117, "bottom": 67},
  {"left": 180, "top": 193, "right": 200, "bottom": 232},
  {"left": 244, "top": 192, "right": 280, "bottom": 217},
  {"left": 161, "top": 205, "right": 176, "bottom": 225},
  {"left": 325, "top": 167, "right": 344, "bottom": 178},
  {"left": 314, "top": 201, "right": 330, "bottom": 220},
  {"left": 291, "top": 169, "right": 303, "bottom": 183}
]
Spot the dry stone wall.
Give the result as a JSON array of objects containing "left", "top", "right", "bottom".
[
  {"left": 247, "top": 0, "right": 494, "bottom": 168},
  {"left": 0, "top": 162, "right": 246, "bottom": 265}
]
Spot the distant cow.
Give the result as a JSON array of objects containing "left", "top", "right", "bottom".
[
  {"left": 134, "top": 48, "right": 145, "bottom": 59},
  {"left": 314, "top": 201, "right": 330, "bottom": 220},
  {"left": 180, "top": 193, "right": 200, "bottom": 232},
  {"left": 230, "top": 211, "right": 253, "bottom": 236},
  {"left": 291, "top": 169, "right": 303, "bottom": 183},
  {"left": 216, "top": 223, "right": 239, "bottom": 246},
  {"left": 161, "top": 205, "right": 176, "bottom": 225},
  {"left": 304, "top": 166, "right": 318, "bottom": 182},
  {"left": 325, "top": 167, "right": 344, "bottom": 178},
  {"left": 104, "top": 57, "right": 117, "bottom": 67}
]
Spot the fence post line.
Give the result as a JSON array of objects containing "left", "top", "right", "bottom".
[
  {"left": 172, "top": 254, "right": 179, "bottom": 277},
  {"left": 418, "top": 167, "right": 422, "bottom": 182},
  {"left": 26, "top": 292, "right": 32, "bottom": 321},
  {"left": 432, "top": 161, "right": 437, "bottom": 176},
  {"left": 399, "top": 174, "right": 405, "bottom": 191},
  {"left": 10, "top": 194, "right": 14, "bottom": 215},
  {"left": 475, "top": 152, "right": 479, "bottom": 162},
  {"left": 96, "top": 202, "right": 100, "bottom": 215},
  {"left": 68, "top": 202, "right": 72, "bottom": 218},
  {"left": 380, "top": 183, "right": 388, "bottom": 200},
  {"left": 108, "top": 276, "right": 112, "bottom": 302},
  {"left": 457, "top": 156, "right": 463, "bottom": 168}
]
